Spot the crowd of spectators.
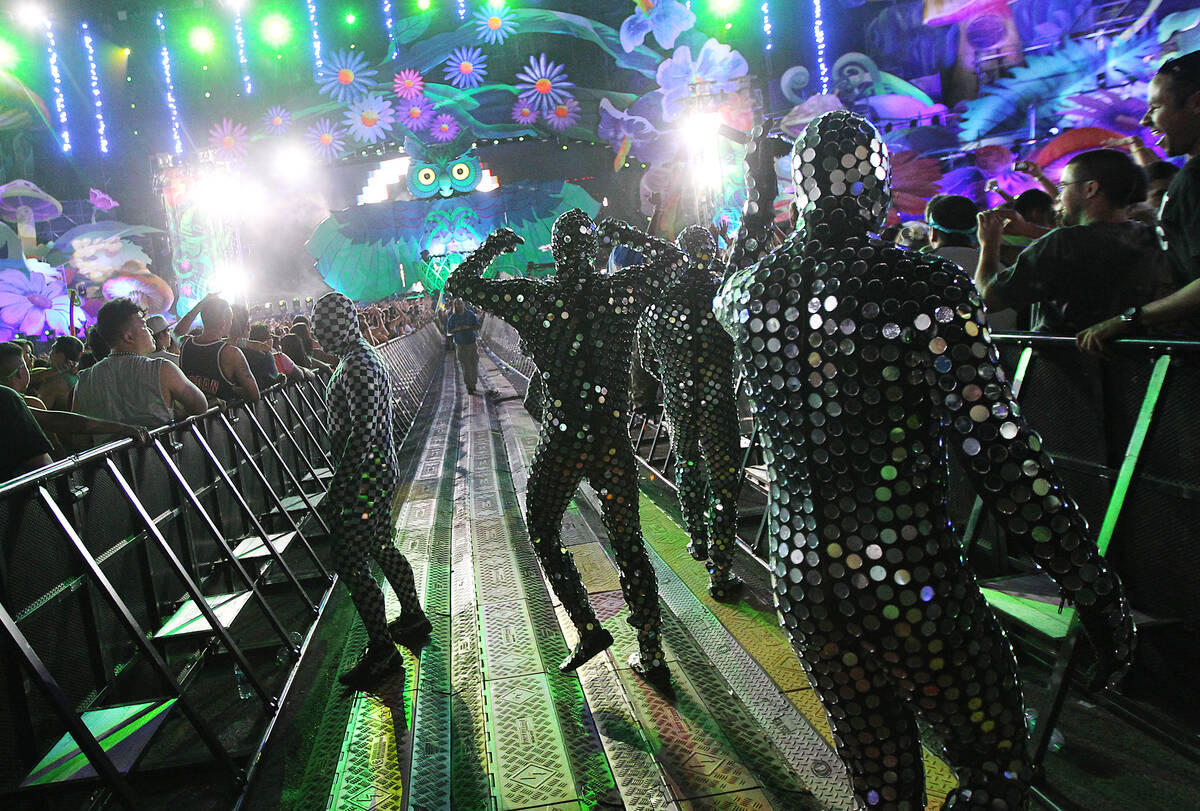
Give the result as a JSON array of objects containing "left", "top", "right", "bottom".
[{"left": 1, "top": 288, "right": 437, "bottom": 486}]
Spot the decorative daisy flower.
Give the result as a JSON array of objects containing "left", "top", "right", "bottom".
[
  {"left": 443, "top": 46, "right": 488, "bottom": 90},
  {"left": 306, "top": 117, "right": 347, "bottom": 163},
  {"left": 473, "top": 3, "right": 518, "bottom": 45},
  {"left": 345, "top": 94, "right": 396, "bottom": 143},
  {"left": 208, "top": 118, "right": 249, "bottom": 160},
  {"left": 511, "top": 100, "right": 538, "bottom": 126},
  {"left": 399, "top": 96, "right": 435, "bottom": 132},
  {"left": 392, "top": 69, "right": 424, "bottom": 99},
  {"left": 316, "top": 50, "right": 377, "bottom": 105},
  {"left": 515, "top": 54, "right": 575, "bottom": 114},
  {"left": 544, "top": 96, "right": 580, "bottom": 131},
  {"left": 262, "top": 106, "right": 292, "bottom": 136},
  {"left": 430, "top": 113, "right": 460, "bottom": 143}
]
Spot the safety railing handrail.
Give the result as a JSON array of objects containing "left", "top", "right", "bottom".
[{"left": 988, "top": 331, "right": 1200, "bottom": 351}]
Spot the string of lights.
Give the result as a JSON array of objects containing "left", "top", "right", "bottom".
[
  {"left": 457, "top": 0, "right": 468, "bottom": 21},
  {"left": 813, "top": 0, "right": 830, "bottom": 94},
  {"left": 42, "top": 19, "right": 71, "bottom": 154},
  {"left": 155, "top": 12, "right": 184, "bottom": 155},
  {"left": 233, "top": 11, "right": 253, "bottom": 94},
  {"left": 382, "top": 0, "right": 394, "bottom": 56},
  {"left": 80, "top": 22, "right": 109, "bottom": 154},
  {"left": 761, "top": 2, "right": 773, "bottom": 52},
  {"left": 306, "top": 0, "right": 323, "bottom": 73}
]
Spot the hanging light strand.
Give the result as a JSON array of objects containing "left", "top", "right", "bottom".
[
  {"left": 155, "top": 12, "right": 184, "bottom": 155},
  {"left": 43, "top": 19, "right": 70, "bottom": 153},
  {"left": 80, "top": 22, "right": 109, "bottom": 154},
  {"left": 761, "top": 2, "right": 774, "bottom": 52},
  {"left": 382, "top": 0, "right": 394, "bottom": 56},
  {"left": 233, "top": 12, "right": 253, "bottom": 94},
  {"left": 306, "top": 0, "right": 323, "bottom": 73},
  {"left": 813, "top": 0, "right": 829, "bottom": 94}
]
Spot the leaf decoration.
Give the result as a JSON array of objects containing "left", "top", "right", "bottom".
[{"left": 394, "top": 13, "right": 432, "bottom": 45}]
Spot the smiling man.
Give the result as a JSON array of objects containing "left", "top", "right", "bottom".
[{"left": 1077, "top": 50, "right": 1200, "bottom": 350}]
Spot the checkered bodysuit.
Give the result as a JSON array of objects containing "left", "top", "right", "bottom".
[
  {"left": 446, "top": 210, "right": 677, "bottom": 670},
  {"left": 314, "top": 292, "right": 422, "bottom": 649},
  {"left": 602, "top": 222, "right": 743, "bottom": 593},
  {"left": 714, "top": 113, "right": 1134, "bottom": 810}
]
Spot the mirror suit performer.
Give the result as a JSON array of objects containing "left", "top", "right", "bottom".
[
  {"left": 446, "top": 209, "right": 677, "bottom": 684},
  {"left": 713, "top": 111, "right": 1134, "bottom": 809},
  {"left": 312, "top": 292, "right": 429, "bottom": 689},
  {"left": 599, "top": 221, "right": 746, "bottom": 601}
]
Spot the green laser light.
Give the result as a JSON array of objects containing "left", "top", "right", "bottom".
[
  {"left": 0, "top": 41, "right": 15, "bottom": 69},
  {"left": 189, "top": 27, "right": 215, "bottom": 53},
  {"left": 263, "top": 15, "right": 291, "bottom": 46}
]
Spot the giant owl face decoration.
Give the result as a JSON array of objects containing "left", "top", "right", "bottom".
[{"left": 405, "top": 133, "right": 482, "bottom": 199}]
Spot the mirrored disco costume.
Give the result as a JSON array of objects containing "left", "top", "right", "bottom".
[
  {"left": 601, "top": 221, "right": 745, "bottom": 600},
  {"left": 714, "top": 112, "right": 1134, "bottom": 810},
  {"left": 314, "top": 292, "right": 427, "bottom": 687},
  {"left": 446, "top": 210, "right": 674, "bottom": 681}
]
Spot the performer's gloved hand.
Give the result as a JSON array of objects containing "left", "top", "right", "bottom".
[
  {"left": 596, "top": 218, "right": 632, "bottom": 246},
  {"left": 743, "top": 127, "right": 792, "bottom": 224},
  {"left": 1076, "top": 578, "right": 1136, "bottom": 692},
  {"left": 486, "top": 228, "right": 524, "bottom": 254}
]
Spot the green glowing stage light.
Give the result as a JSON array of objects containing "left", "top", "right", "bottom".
[
  {"left": 189, "top": 27, "right": 215, "bottom": 53},
  {"left": 417, "top": 0, "right": 432, "bottom": 10},
  {"left": 345, "top": 12, "right": 357, "bottom": 25},
  {"left": 0, "top": 41, "right": 15, "bottom": 70},
  {"left": 263, "top": 15, "right": 291, "bottom": 46},
  {"left": 710, "top": 0, "right": 742, "bottom": 15}
]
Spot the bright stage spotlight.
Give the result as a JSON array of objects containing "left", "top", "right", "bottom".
[
  {"left": 344, "top": 11, "right": 357, "bottom": 25},
  {"left": 17, "top": 4, "right": 46, "bottom": 27},
  {"left": 0, "top": 40, "right": 17, "bottom": 69},
  {"left": 272, "top": 143, "right": 314, "bottom": 180},
  {"left": 263, "top": 15, "right": 291, "bottom": 46},
  {"left": 189, "top": 27, "right": 215, "bottom": 53},
  {"left": 684, "top": 112, "right": 724, "bottom": 190},
  {"left": 417, "top": 0, "right": 432, "bottom": 10},
  {"left": 210, "top": 264, "right": 251, "bottom": 300}
]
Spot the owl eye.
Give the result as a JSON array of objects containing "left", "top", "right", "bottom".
[
  {"left": 417, "top": 168, "right": 437, "bottom": 185},
  {"left": 451, "top": 162, "right": 471, "bottom": 181}
]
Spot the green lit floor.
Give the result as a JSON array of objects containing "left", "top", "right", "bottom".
[{"left": 242, "top": 354, "right": 1198, "bottom": 811}]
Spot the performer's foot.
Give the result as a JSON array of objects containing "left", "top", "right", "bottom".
[
  {"left": 558, "top": 628, "right": 613, "bottom": 673},
  {"left": 388, "top": 613, "right": 433, "bottom": 647},
  {"left": 338, "top": 644, "right": 403, "bottom": 689},
  {"left": 708, "top": 574, "right": 745, "bottom": 603},
  {"left": 1078, "top": 600, "right": 1136, "bottom": 692},
  {"left": 629, "top": 652, "right": 671, "bottom": 688},
  {"left": 687, "top": 540, "right": 708, "bottom": 561}
]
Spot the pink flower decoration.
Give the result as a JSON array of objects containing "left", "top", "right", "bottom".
[
  {"left": 393, "top": 69, "right": 425, "bottom": 100},
  {"left": 89, "top": 188, "right": 119, "bottom": 211},
  {"left": 430, "top": 113, "right": 460, "bottom": 143}
]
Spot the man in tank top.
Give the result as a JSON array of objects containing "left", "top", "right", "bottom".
[{"left": 173, "top": 294, "right": 261, "bottom": 403}]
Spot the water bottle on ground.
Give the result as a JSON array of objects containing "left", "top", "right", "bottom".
[
  {"left": 275, "top": 631, "right": 304, "bottom": 666},
  {"left": 1025, "top": 708, "right": 1065, "bottom": 753},
  {"left": 234, "top": 664, "right": 253, "bottom": 700}
]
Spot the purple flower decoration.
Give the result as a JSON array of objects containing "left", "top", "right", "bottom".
[
  {"left": 262, "top": 106, "right": 292, "bottom": 136},
  {"left": 511, "top": 100, "right": 539, "bottom": 126},
  {"left": 544, "top": 97, "right": 581, "bottom": 131},
  {"left": 515, "top": 54, "right": 575, "bottom": 114},
  {"left": 473, "top": 4, "right": 518, "bottom": 45},
  {"left": 399, "top": 97, "right": 435, "bottom": 132},
  {"left": 620, "top": 0, "right": 695, "bottom": 53},
  {"left": 306, "top": 118, "right": 347, "bottom": 163},
  {"left": 430, "top": 114, "right": 461, "bottom": 143},
  {"left": 598, "top": 97, "right": 659, "bottom": 168},
  {"left": 656, "top": 38, "right": 749, "bottom": 121},
  {"left": 393, "top": 69, "right": 425, "bottom": 99},
  {"left": 89, "top": 188, "right": 119, "bottom": 211},
  {"left": 208, "top": 119, "right": 249, "bottom": 161},
  {"left": 443, "top": 46, "right": 488, "bottom": 90},
  {"left": 345, "top": 94, "right": 396, "bottom": 143},
  {"left": 0, "top": 269, "right": 86, "bottom": 340}
]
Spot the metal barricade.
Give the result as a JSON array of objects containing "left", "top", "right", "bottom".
[{"left": 0, "top": 324, "right": 444, "bottom": 809}]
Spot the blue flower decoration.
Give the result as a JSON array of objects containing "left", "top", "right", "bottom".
[
  {"left": 344, "top": 94, "right": 396, "bottom": 144},
  {"left": 656, "top": 38, "right": 749, "bottom": 121},
  {"left": 473, "top": 4, "right": 518, "bottom": 45},
  {"left": 620, "top": 0, "right": 695, "bottom": 53},
  {"left": 515, "top": 54, "right": 575, "bottom": 114},
  {"left": 443, "top": 46, "right": 488, "bottom": 90},
  {"left": 316, "top": 50, "right": 378, "bottom": 105}
]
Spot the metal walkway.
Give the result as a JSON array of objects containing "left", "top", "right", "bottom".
[{"left": 319, "top": 352, "right": 960, "bottom": 811}]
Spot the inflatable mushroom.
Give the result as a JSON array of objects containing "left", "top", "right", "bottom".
[
  {"left": 102, "top": 269, "right": 175, "bottom": 316},
  {"left": 0, "top": 180, "right": 62, "bottom": 255}
]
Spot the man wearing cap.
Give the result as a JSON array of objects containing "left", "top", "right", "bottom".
[{"left": 145, "top": 314, "right": 180, "bottom": 363}]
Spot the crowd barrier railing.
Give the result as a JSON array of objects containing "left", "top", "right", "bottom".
[
  {"left": 0, "top": 322, "right": 445, "bottom": 809},
  {"left": 478, "top": 316, "right": 1200, "bottom": 792}
]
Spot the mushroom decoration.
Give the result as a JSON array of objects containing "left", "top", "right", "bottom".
[
  {"left": 0, "top": 180, "right": 63, "bottom": 255},
  {"left": 101, "top": 265, "right": 175, "bottom": 316}
]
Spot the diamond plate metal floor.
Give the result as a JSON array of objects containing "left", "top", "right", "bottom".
[{"left": 318, "top": 352, "right": 961, "bottom": 811}]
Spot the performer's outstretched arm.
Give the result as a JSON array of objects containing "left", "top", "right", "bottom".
[
  {"left": 932, "top": 263, "right": 1135, "bottom": 688},
  {"left": 600, "top": 220, "right": 690, "bottom": 297},
  {"left": 446, "top": 228, "right": 544, "bottom": 330},
  {"left": 599, "top": 218, "right": 685, "bottom": 266},
  {"left": 726, "top": 130, "right": 792, "bottom": 274}
]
